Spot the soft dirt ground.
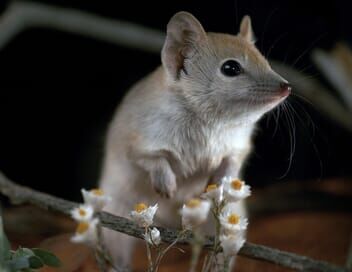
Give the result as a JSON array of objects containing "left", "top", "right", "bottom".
[{"left": 4, "top": 180, "right": 352, "bottom": 272}]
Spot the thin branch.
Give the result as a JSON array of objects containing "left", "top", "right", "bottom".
[{"left": 0, "top": 171, "right": 347, "bottom": 272}]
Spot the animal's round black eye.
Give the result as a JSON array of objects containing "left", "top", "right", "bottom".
[{"left": 221, "top": 60, "right": 242, "bottom": 77}]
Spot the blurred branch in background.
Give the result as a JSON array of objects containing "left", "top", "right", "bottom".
[
  {"left": 0, "top": 171, "right": 349, "bottom": 272},
  {"left": 0, "top": 1, "right": 351, "bottom": 132},
  {"left": 312, "top": 43, "right": 352, "bottom": 112},
  {"left": 0, "top": 1, "right": 352, "bottom": 131},
  {"left": 271, "top": 61, "right": 352, "bottom": 132},
  {"left": 0, "top": 1, "right": 164, "bottom": 53}
]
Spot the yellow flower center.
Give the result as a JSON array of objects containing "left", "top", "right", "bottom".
[
  {"left": 91, "top": 188, "right": 104, "bottom": 196},
  {"left": 205, "top": 184, "right": 218, "bottom": 192},
  {"left": 186, "top": 198, "right": 201, "bottom": 208},
  {"left": 78, "top": 208, "right": 86, "bottom": 216},
  {"left": 76, "top": 222, "right": 89, "bottom": 234},
  {"left": 231, "top": 179, "right": 243, "bottom": 190},
  {"left": 134, "top": 203, "right": 147, "bottom": 213},
  {"left": 227, "top": 214, "right": 240, "bottom": 225}
]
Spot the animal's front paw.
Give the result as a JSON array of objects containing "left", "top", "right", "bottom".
[
  {"left": 153, "top": 177, "right": 177, "bottom": 198},
  {"left": 208, "top": 156, "right": 239, "bottom": 186},
  {"left": 150, "top": 166, "right": 177, "bottom": 198}
]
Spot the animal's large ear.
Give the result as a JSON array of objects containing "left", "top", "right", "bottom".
[
  {"left": 161, "top": 12, "right": 207, "bottom": 80},
  {"left": 238, "top": 15, "right": 256, "bottom": 43}
]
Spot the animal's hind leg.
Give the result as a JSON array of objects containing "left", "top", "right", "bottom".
[
  {"left": 207, "top": 156, "right": 239, "bottom": 185},
  {"left": 103, "top": 227, "right": 137, "bottom": 271}
]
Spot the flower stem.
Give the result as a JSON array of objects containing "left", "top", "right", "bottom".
[
  {"left": 189, "top": 230, "right": 203, "bottom": 272},
  {"left": 94, "top": 223, "right": 123, "bottom": 272},
  {"left": 202, "top": 252, "right": 213, "bottom": 272},
  {"left": 154, "top": 230, "right": 186, "bottom": 271},
  {"left": 203, "top": 201, "right": 222, "bottom": 272},
  {"left": 153, "top": 246, "right": 162, "bottom": 272},
  {"left": 95, "top": 224, "right": 108, "bottom": 272},
  {"left": 223, "top": 256, "right": 230, "bottom": 272},
  {"left": 145, "top": 227, "right": 154, "bottom": 272}
]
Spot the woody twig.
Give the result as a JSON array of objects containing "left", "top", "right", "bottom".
[{"left": 0, "top": 171, "right": 348, "bottom": 272}]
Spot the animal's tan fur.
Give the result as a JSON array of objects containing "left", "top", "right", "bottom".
[{"left": 99, "top": 12, "right": 289, "bottom": 268}]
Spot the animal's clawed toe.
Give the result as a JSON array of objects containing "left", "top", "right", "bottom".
[{"left": 153, "top": 180, "right": 177, "bottom": 198}]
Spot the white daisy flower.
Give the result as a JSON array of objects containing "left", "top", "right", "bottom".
[
  {"left": 70, "top": 204, "right": 94, "bottom": 222},
  {"left": 180, "top": 198, "right": 211, "bottom": 230},
  {"left": 220, "top": 234, "right": 245, "bottom": 257},
  {"left": 222, "top": 177, "right": 251, "bottom": 202},
  {"left": 130, "top": 203, "right": 158, "bottom": 227},
  {"left": 219, "top": 209, "right": 248, "bottom": 235},
  {"left": 81, "top": 188, "right": 112, "bottom": 212},
  {"left": 71, "top": 218, "right": 99, "bottom": 244},
  {"left": 143, "top": 227, "right": 161, "bottom": 246},
  {"left": 201, "top": 183, "right": 223, "bottom": 204}
]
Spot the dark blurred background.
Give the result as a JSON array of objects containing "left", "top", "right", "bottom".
[{"left": 0, "top": 0, "right": 351, "bottom": 201}]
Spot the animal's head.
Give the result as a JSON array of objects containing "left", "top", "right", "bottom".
[{"left": 162, "top": 12, "right": 291, "bottom": 122}]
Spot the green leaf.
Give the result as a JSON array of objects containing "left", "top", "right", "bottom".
[
  {"left": 6, "top": 256, "right": 30, "bottom": 271},
  {"left": 13, "top": 248, "right": 34, "bottom": 259},
  {"left": 0, "top": 215, "right": 11, "bottom": 272},
  {"left": 0, "top": 262, "right": 10, "bottom": 272},
  {"left": 0, "top": 215, "right": 11, "bottom": 261},
  {"left": 11, "top": 248, "right": 43, "bottom": 269},
  {"left": 31, "top": 248, "right": 61, "bottom": 267},
  {"left": 28, "top": 255, "right": 43, "bottom": 269}
]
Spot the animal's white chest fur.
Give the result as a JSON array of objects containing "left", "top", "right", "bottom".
[
  {"left": 208, "top": 123, "right": 253, "bottom": 154},
  {"left": 171, "top": 121, "right": 254, "bottom": 179}
]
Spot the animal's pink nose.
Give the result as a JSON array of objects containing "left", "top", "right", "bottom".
[{"left": 280, "top": 82, "right": 292, "bottom": 96}]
